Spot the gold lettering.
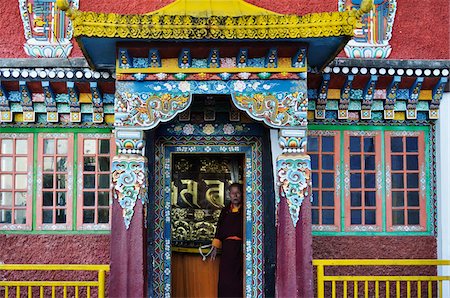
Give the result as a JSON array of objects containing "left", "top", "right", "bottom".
[
  {"left": 171, "top": 182, "right": 179, "bottom": 207},
  {"left": 180, "top": 179, "right": 199, "bottom": 208},
  {"left": 204, "top": 180, "right": 225, "bottom": 208}
]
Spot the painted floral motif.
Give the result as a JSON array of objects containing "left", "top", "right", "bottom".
[
  {"left": 223, "top": 124, "right": 235, "bottom": 135},
  {"left": 276, "top": 154, "right": 311, "bottom": 227},
  {"left": 112, "top": 155, "right": 148, "bottom": 229},
  {"left": 202, "top": 124, "right": 215, "bottom": 135},
  {"left": 182, "top": 124, "right": 195, "bottom": 135}
]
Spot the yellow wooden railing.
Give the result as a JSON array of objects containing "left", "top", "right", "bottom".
[
  {"left": 314, "top": 259, "right": 450, "bottom": 298},
  {"left": 0, "top": 264, "right": 109, "bottom": 298}
]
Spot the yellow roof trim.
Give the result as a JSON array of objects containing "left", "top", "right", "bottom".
[
  {"left": 57, "top": 0, "right": 374, "bottom": 40},
  {"left": 147, "top": 0, "right": 281, "bottom": 17}
]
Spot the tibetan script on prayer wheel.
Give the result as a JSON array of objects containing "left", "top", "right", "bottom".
[{"left": 171, "top": 154, "right": 244, "bottom": 249}]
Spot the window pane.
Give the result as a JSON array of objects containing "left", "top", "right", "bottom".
[
  {"left": 15, "top": 192, "right": 26, "bottom": 206},
  {"left": 322, "top": 191, "right": 334, "bottom": 206},
  {"left": 312, "top": 172, "right": 318, "bottom": 188},
  {"left": 0, "top": 175, "right": 12, "bottom": 189},
  {"left": 84, "top": 140, "right": 96, "bottom": 154},
  {"left": 43, "top": 139, "right": 54, "bottom": 154},
  {"left": 350, "top": 155, "right": 361, "bottom": 170},
  {"left": 365, "top": 191, "right": 376, "bottom": 206},
  {"left": 57, "top": 139, "right": 68, "bottom": 154},
  {"left": 1, "top": 140, "right": 13, "bottom": 154},
  {"left": 350, "top": 137, "right": 360, "bottom": 152},
  {"left": 391, "top": 137, "right": 403, "bottom": 152},
  {"left": 56, "top": 192, "right": 66, "bottom": 207},
  {"left": 406, "top": 155, "right": 419, "bottom": 170},
  {"left": 311, "top": 209, "right": 319, "bottom": 224},
  {"left": 392, "top": 210, "right": 404, "bottom": 225},
  {"left": 15, "top": 175, "right": 27, "bottom": 189},
  {"left": 351, "top": 210, "right": 362, "bottom": 225},
  {"left": 391, "top": 174, "right": 404, "bottom": 188},
  {"left": 407, "top": 173, "right": 419, "bottom": 188},
  {"left": 43, "top": 174, "right": 53, "bottom": 188},
  {"left": 99, "top": 140, "right": 110, "bottom": 154},
  {"left": 98, "top": 192, "right": 109, "bottom": 206},
  {"left": 43, "top": 157, "right": 54, "bottom": 171},
  {"left": 43, "top": 210, "right": 53, "bottom": 223},
  {"left": 322, "top": 209, "right": 334, "bottom": 225},
  {"left": 364, "top": 173, "right": 375, "bottom": 188},
  {"left": 98, "top": 209, "right": 109, "bottom": 223},
  {"left": 363, "top": 137, "right": 375, "bottom": 152},
  {"left": 310, "top": 154, "right": 318, "bottom": 170},
  {"left": 84, "top": 175, "right": 95, "bottom": 189},
  {"left": 98, "top": 175, "right": 110, "bottom": 188},
  {"left": 56, "top": 157, "right": 67, "bottom": 172},
  {"left": 407, "top": 210, "right": 420, "bottom": 225},
  {"left": 365, "top": 210, "right": 376, "bottom": 225},
  {"left": 84, "top": 157, "right": 96, "bottom": 172},
  {"left": 83, "top": 209, "right": 95, "bottom": 223},
  {"left": 15, "top": 210, "right": 26, "bottom": 224},
  {"left": 1, "top": 157, "right": 13, "bottom": 171},
  {"left": 0, "top": 192, "right": 12, "bottom": 206},
  {"left": 307, "top": 137, "right": 318, "bottom": 152},
  {"left": 322, "top": 173, "right": 334, "bottom": 188},
  {"left": 391, "top": 155, "right": 403, "bottom": 171},
  {"left": 15, "top": 157, "right": 27, "bottom": 171},
  {"left": 322, "top": 137, "right": 334, "bottom": 152},
  {"left": 0, "top": 210, "right": 12, "bottom": 223},
  {"left": 351, "top": 192, "right": 361, "bottom": 207},
  {"left": 407, "top": 192, "right": 420, "bottom": 207},
  {"left": 392, "top": 191, "right": 404, "bottom": 207},
  {"left": 350, "top": 173, "right": 361, "bottom": 188},
  {"left": 83, "top": 192, "right": 95, "bottom": 206},
  {"left": 312, "top": 191, "right": 319, "bottom": 206},
  {"left": 43, "top": 192, "right": 53, "bottom": 206},
  {"left": 99, "top": 157, "right": 110, "bottom": 171},
  {"left": 55, "top": 209, "right": 66, "bottom": 223},
  {"left": 406, "top": 137, "right": 418, "bottom": 152},
  {"left": 15, "top": 140, "right": 28, "bottom": 154},
  {"left": 322, "top": 155, "right": 334, "bottom": 170},
  {"left": 364, "top": 155, "right": 375, "bottom": 171},
  {"left": 56, "top": 174, "right": 66, "bottom": 189}
]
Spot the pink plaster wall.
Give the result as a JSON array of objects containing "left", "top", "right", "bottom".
[{"left": 0, "top": 0, "right": 448, "bottom": 60}]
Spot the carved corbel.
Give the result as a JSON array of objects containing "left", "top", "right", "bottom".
[
  {"left": 406, "top": 77, "right": 424, "bottom": 119},
  {"left": 384, "top": 76, "right": 401, "bottom": 119},
  {"left": 112, "top": 130, "right": 148, "bottom": 229},
  {"left": 42, "top": 81, "right": 58, "bottom": 122},
  {"left": 361, "top": 75, "right": 378, "bottom": 120},
  {"left": 67, "top": 82, "right": 80, "bottom": 122},
  {"left": 429, "top": 77, "right": 448, "bottom": 119},
  {"left": 315, "top": 74, "right": 330, "bottom": 119},
  {"left": 276, "top": 129, "right": 311, "bottom": 227},
  {"left": 0, "top": 82, "right": 11, "bottom": 122},
  {"left": 90, "top": 82, "right": 104, "bottom": 123},
  {"left": 19, "top": 81, "right": 34, "bottom": 122},
  {"left": 338, "top": 75, "right": 354, "bottom": 119}
]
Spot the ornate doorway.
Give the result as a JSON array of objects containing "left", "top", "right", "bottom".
[{"left": 151, "top": 117, "right": 265, "bottom": 297}]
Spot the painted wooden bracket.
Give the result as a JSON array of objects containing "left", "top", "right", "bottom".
[
  {"left": 118, "top": 48, "right": 132, "bottom": 69},
  {"left": 19, "top": 81, "right": 34, "bottom": 122},
  {"left": 90, "top": 82, "right": 104, "bottom": 123},
  {"left": 338, "top": 75, "right": 354, "bottom": 119},
  {"left": 429, "top": 77, "right": 448, "bottom": 119},
  {"left": 315, "top": 73, "right": 330, "bottom": 119},
  {"left": 384, "top": 75, "right": 401, "bottom": 119},
  {"left": 42, "top": 81, "right": 58, "bottom": 122},
  {"left": 361, "top": 75, "right": 378, "bottom": 120},
  {"left": 67, "top": 81, "right": 81, "bottom": 122},
  {"left": 406, "top": 77, "right": 424, "bottom": 119},
  {"left": 148, "top": 49, "right": 161, "bottom": 68}
]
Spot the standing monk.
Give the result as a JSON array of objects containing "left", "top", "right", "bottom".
[{"left": 210, "top": 183, "right": 244, "bottom": 298}]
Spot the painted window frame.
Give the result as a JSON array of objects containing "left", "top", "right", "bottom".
[
  {"left": 343, "top": 130, "right": 383, "bottom": 232},
  {"left": 309, "top": 125, "right": 432, "bottom": 236},
  {"left": 0, "top": 128, "right": 113, "bottom": 235},
  {"left": 36, "top": 133, "right": 74, "bottom": 230},
  {"left": 77, "top": 133, "right": 115, "bottom": 230},
  {"left": 308, "top": 130, "right": 341, "bottom": 232},
  {"left": 0, "top": 133, "right": 34, "bottom": 230}
]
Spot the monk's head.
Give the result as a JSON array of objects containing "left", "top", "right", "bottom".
[{"left": 229, "top": 183, "right": 243, "bottom": 207}]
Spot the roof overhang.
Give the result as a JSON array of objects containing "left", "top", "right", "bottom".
[{"left": 57, "top": 0, "right": 373, "bottom": 71}]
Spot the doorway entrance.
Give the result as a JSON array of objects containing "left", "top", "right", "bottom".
[{"left": 150, "top": 127, "right": 265, "bottom": 297}]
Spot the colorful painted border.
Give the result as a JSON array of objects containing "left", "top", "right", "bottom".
[{"left": 153, "top": 135, "right": 263, "bottom": 297}]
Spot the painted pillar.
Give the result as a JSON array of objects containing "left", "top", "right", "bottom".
[
  {"left": 437, "top": 92, "right": 450, "bottom": 296},
  {"left": 110, "top": 130, "right": 148, "bottom": 297},
  {"left": 275, "top": 129, "right": 313, "bottom": 297}
]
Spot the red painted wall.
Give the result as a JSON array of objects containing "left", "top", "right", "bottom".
[{"left": 0, "top": 0, "right": 448, "bottom": 59}]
